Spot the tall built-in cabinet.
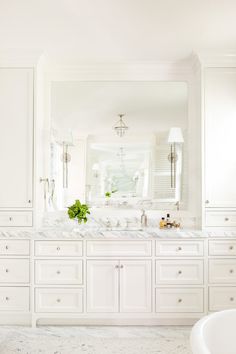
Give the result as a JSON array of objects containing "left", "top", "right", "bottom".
[
  {"left": 0, "top": 67, "right": 34, "bottom": 226},
  {"left": 204, "top": 66, "right": 236, "bottom": 227}
]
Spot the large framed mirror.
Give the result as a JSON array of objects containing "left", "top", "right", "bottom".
[{"left": 50, "top": 81, "right": 188, "bottom": 210}]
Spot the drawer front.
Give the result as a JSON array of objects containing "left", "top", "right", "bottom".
[
  {"left": 156, "top": 288, "right": 204, "bottom": 313},
  {"left": 206, "top": 211, "right": 236, "bottom": 227},
  {"left": 35, "top": 241, "right": 83, "bottom": 257},
  {"left": 209, "top": 240, "right": 236, "bottom": 256},
  {"left": 156, "top": 241, "right": 204, "bottom": 257},
  {"left": 86, "top": 241, "right": 152, "bottom": 257},
  {"left": 35, "top": 288, "right": 83, "bottom": 313},
  {"left": 209, "top": 259, "right": 236, "bottom": 284},
  {"left": 0, "top": 240, "right": 30, "bottom": 256},
  {"left": 0, "top": 259, "right": 29, "bottom": 283},
  {"left": 156, "top": 260, "right": 204, "bottom": 285},
  {"left": 209, "top": 287, "right": 236, "bottom": 311},
  {"left": 0, "top": 212, "right": 32, "bottom": 227},
  {"left": 35, "top": 260, "right": 83, "bottom": 285},
  {"left": 0, "top": 287, "right": 29, "bottom": 311}
]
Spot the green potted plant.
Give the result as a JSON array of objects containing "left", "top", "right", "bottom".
[{"left": 67, "top": 199, "right": 90, "bottom": 224}]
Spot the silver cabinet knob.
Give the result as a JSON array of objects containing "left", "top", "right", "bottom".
[
  {"left": 178, "top": 299, "right": 182, "bottom": 303},
  {"left": 9, "top": 217, "right": 13, "bottom": 221},
  {"left": 56, "top": 247, "right": 60, "bottom": 251},
  {"left": 28, "top": 200, "right": 31, "bottom": 204},
  {"left": 230, "top": 269, "right": 234, "bottom": 273},
  {"left": 225, "top": 217, "right": 229, "bottom": 221},
  {"left": 5, "top": 245, "right": 8, "bottom": 250},
  {"left": 178, "top": 270, "right": 182, "bottom": 275},
  {"left": 120, "top": 265, "right": 124, "bottom": 269},
  {"left": 56, "top": 270, "right": 61, "bottom": 274},
  {"left": 56, "top": 299, "right": 61, "bottom": 303},
  {"left": 230, "top": 297, "right": 234, "bottom": 301},
  {"left": 230, "top": 246, "right": 234, "bottom": 250},
  {"left": 5, "top": 297, "right": 9, "bottom": 301},
  {"left": 178, "top": 247, "right": 182, "bottom": 251},
  {"left": 205, "top": 200, "right": 210, "bottom": 204},
  {"left": 115, "top": 265, "right": 119, "bottom": 269},
  {"left": 5, "top": 269, "right": 9, "bottom": 273}
]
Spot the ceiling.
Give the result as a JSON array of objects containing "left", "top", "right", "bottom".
[
  {"left": 51, "top": 81, "right": 188, "bottom": 135},
  {"left": 0, "top": 0, "right": 236, "bottom": 63}
]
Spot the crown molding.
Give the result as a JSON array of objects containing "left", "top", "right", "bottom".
[
  {"left": 197, "top": 52, "right": 236, "bottom": 67},
  {"left": 0, "top": 49, "right": 43, "bottom": 67}
]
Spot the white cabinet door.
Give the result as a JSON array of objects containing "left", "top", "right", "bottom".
[
  {"left": 87, "top": 260, "right": 119, "bottom": 313},
  {"left": 204, "top": 68, "right": 236, "bottom": 208},
  {"left": 0, "top": 68, "right": 33, "bottom": 208},
  {"left": 120, "top": 260, "right": 151, "bottom": 313}
]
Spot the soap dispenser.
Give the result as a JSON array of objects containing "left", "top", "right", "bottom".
[{"left": 141, "top": 210, "right": 147, "bottom": 227}]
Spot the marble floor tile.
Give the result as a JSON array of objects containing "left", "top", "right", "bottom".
[{"left": 0, "top": 326, "right": 191, "bottom": 354}]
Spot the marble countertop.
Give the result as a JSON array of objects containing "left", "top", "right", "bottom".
[
  {"left": 1, "top": 227, "right": 236, "bottom": 240},
  {"left": 0, "top": 227, "right": 206, "bottom": 240}
]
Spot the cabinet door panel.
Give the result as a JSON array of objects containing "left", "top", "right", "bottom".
[
  {"left": 120, "top": 260, "right": 151, "bottom": 313},
  {"left": 87, "top": 260, "right": 119, "bottom": 313},
  {"left": 205, "top": 68, "right": 236, "bottom": 208},
  {"left": 0, "top": 68, "right": 33, "bottom": 208}
]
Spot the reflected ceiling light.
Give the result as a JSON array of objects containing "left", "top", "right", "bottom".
[
  {"left": 167, "top": 127, "right": 184, "bottom": 189},
  {"left": 113, "top": 114, "right": 128, "bottom": 138}
]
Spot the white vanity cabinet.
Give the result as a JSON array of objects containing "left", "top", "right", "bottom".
[
  {"left": 0, "top": 239, "right": 30, "bottom": 323},
  {"left": 87, "top": 259, "right": 152, "bottom": 313},
  {"left": 204, "top": 68, "right": 236, "bottom": 225}
]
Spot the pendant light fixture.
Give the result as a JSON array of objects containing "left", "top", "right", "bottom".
[{"left": 113, "top": 114, "right": 128, "bottom": 138}]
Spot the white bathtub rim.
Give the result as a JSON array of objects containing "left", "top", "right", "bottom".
[{"left": 191, "top": 309, "right": 236, "bottom": 354}]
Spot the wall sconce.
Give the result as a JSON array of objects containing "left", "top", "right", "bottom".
[
  {"left": 92, "top": 163, "right": 100, "bottom": 178},
  {"left": 167, "top": 127, "right": 184, "bottom": 188},
  {"left": 53, "top": 130, "right": 74, "bottom": 189}
]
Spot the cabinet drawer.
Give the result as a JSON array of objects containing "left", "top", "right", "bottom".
[
  {"left": 35, "top": 260, "right": 83, "bottom": 285},
  {"left": 209, "top": 287, "right": 236, "bottom": 311},
  {"left": 0, "top": 287, "right": 29, "bottom": 311},
  {"left": 35, "top": 241, "right": 83, "bottom": 257},
  {"left": 209, "top": 259, "right": 236, "bottom": 284},
  {"left": 156, "top": 288, "right": 203, "bottom": 313},
  {"left": 87, "top": 240, "right": 151, "bottom": 257},
  {"left": 0, "top": 259, "right": 29, "bottom": 283},
  {"left": 209, "top": 240, "right": 236, "bottom": 256},
  {"left": 0, "top": 212, "right": 32, "bottom": 227},
  {"left": 35, "top": 288, "right": 83, "bottom": 313},
  {"left": 156, "top": 240, "right": 204, "bottom": 257},
  {"left": 0, "top": 240, "right": 30, "bottom": 255},
  {"left": 156, "top": 260, "right": 204, "bottom": 285},
  {"left": 206, "top": 211, "right": 236, "bottom": 227}
]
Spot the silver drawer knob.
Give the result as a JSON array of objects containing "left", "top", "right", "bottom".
[
  {"left": 9, "top": 217, "right": 13, "bottom": 221},
  {"left": 56, "top": 270, "right": 61, "bottom": 274},
  {"left": 225, "top": 217, "right": 229, "bottom": 221},
  {"left": 28, "top": 200, "right": 31, "bottom": 203},
  {"left": 115, "top": 265, "right": 119, "bottom": 269},
  {"left": 178, "top": 270, "right": 182, "bottom": 275},
  {"left": 56, "top": 299, "right": 61, "bottom": 303},
  {"left": 178, "top": 247, "right": 182, "bottom": 251},
  {"left": 5, "top": 245, "right": 8, "bottom": 250},
  {"left": 57, "top": 247, "right": 60, "bottom": 251},
  {"left": 178, "top": 299, "right": 182, "bottom": 303},
  {"left": 5, "top": 297, "right": 9, "bottom": 301},
  {"left": 230, "top": 297, "right": 234, "bottom": 301},
  {"left": 230, "top": 269, "right": 234, "bottom": 273},
  {"left": 205, "top": 200, "right": 210, "bottom": 204},
  {"left": 5, "top": 269, "right": 9, "bottom": 273},
  {"left": 230, "top": 246, "right": 234, "bottom": 250},
  {"left": 120, "top": 265, "right": 124, "bottom": 269}
]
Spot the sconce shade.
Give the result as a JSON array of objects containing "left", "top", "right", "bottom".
[{"left": 167, "top": 127, "right": 184, "bottom": 143}]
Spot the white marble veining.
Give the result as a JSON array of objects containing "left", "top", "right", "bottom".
[{"left": 0, "top": 326, "right": 191, "bottom": 354}]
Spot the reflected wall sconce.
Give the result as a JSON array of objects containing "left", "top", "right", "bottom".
[
  {"left": 113, "top": 114, "right": 129, "bottom": 138},
  {"left": 167, "top": 127, "right": 184, "bottom": 188},
  {"left": 92, "top": 163, "right": 100, "bottom": 178}
]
